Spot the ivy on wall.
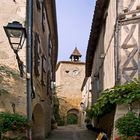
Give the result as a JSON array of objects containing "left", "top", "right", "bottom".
[
  {"left": 86, "top": 79, "right": 140, "bottom": 118},
  {"left": 0, "top": 65, "right": 19, "bottom": 80},
  {"left": 52, "top": 86, "right": 65, "bottom": 126}
]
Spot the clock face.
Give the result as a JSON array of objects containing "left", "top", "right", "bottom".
[
  {"left": 64, "top": 68, "right": 80, "bottom": 77},
  {"left": 72, "top": 69, "right": 80, "bottom": 76}
]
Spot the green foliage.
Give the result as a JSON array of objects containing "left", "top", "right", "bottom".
[
  {"left": 0, "top": 66, "right": 19, "bottom": 80},
  {"left": 52, "top": 95, "right": 64, "bottom": 126},
  {"left": 0, "top": 112, "right": 31, "bottom": 133},
  {"left": 67, "top": 114, "right": 78, "bottom": 124},
  {"left": 86, "top": 80, "right": 140, "bottom": 118},
  {"left": 0, "top": 87, "right": 9, "bottom": 95},
  {"left": 0, "top": 75, "right": 3, "bottom": 83},
  {"left": 115, "top": 111, "right": 140, "bottom": 137}
]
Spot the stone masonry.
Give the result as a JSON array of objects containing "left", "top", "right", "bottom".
[{"left": 56, "top": 48, "right": 85, "bottom": 126}]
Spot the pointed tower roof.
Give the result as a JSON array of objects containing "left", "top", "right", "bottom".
[
  {"left": 70, "top": 47, "right": 82, "bottom": 59},
  {"left": 69, "top": 47, "right": 82, "bottom": 62}
]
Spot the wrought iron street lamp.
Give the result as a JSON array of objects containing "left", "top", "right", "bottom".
[
  {"left": 3, "top": 20, "right": 32, "bottom": 139},
  {"left": 4, "top": 21, "right": 26, "bottom": 77}
]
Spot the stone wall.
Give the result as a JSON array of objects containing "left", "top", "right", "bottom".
[
  {"left": 56, "top": 62, "right": 85, "bottom": 125},
  {"left": 0, "top": 0, "right": 26, "bottom": 114},
  {"left": 32, "top": 0, "right": 58, "bottom": 138},
  {"left": 0, "top": 0, "right": 26, "bottom": 69},
  {"left": 32, "top": 0, "right": 52, "bottom": 138}
]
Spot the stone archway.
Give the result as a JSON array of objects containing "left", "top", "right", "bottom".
[
  {"left": 67, "top": 108, "right": 79, "bottom": 125},
  {"left": 32, "top": 103, "right": 45, "bottom": 140}
]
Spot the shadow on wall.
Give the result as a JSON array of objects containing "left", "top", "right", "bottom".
[{"left": 32, "top": 104, "right": 45, "bottom": 140}]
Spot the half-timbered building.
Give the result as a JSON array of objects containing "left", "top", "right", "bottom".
[{"left": 86, "top": 0, "right": 140, "bottom": 139}]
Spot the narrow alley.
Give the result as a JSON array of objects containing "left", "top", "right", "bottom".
[
  {"left": 1, "top": 0, "right": 140, "bottom": 140},
  {"left": 46, "top": 125, "right": 97, "bottom": 140}
]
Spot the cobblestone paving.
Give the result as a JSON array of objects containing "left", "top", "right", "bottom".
[{"left": 46, "top": 125, "right": 97, "bottom": 140}]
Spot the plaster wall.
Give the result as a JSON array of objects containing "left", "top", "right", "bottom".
[
  {"left": 81, "top": 77, "right": 92, "bottom": 109},
  {"left": 81, "top": 77, "right": 92, "bottom": 127},
  {"left": 91, "top": 0, "right": 116, "bottom": 104},
  {"left": 103, "top": 0, "right": 116, "bottom": 89}
]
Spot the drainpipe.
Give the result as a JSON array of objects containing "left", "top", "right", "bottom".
[
  {"left": 113, "top": 1, "right": 120, "bottom": 140},
  {"left": 114, "top": 0, "right": 120, "bottom": 85},
  {"left": 26, "top": 0, "right": 33, "bottom": 139}
]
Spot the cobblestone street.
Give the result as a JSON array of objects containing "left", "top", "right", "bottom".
[{"left": 46, "top": 125, "right": 97, "bottom": 140}]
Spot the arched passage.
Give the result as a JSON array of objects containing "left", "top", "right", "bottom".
[
  {"left": 67, "top": 108, "right": 79, "bottom": 125},
  {"left": 32, "top": 103, "right": 45, "bottom": 140}
]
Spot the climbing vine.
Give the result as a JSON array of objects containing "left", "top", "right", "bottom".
[
  {"left": 86, "top": 79, "right": 140, "bottom": 118},
  {"left": 52, "top": 86, "right": 65, "bottom": 126}
]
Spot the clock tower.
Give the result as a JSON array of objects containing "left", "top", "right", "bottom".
[{"left": 56, "top": 48, "right": 85, "bottom": 126}]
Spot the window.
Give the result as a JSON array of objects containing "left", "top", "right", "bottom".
[
  {"left": 41, "top": 56, "right": 47, "bottom": 86},
  {"left": 34, "top": 33, "right": 41, "bottom": 77},
  {"left": 48, "top": 39, "right": 52, "bottom": 57}
]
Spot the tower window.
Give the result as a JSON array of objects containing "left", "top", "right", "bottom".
[{"left": 65, "top": 70, "right": 69, "bottom": 73}]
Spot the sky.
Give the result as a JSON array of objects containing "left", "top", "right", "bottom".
[{"left": 56, "top": 0, "right": 96, "bottom": 62}]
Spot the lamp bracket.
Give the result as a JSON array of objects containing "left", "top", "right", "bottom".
[
  {"left": 26, "top": 72, "right": 31, "bottom": 79},
  {"left": 13, "top": 51, "right": 24, "bottom": 77}
]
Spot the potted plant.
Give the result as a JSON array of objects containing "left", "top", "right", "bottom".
[
  {"left": 115, "top": 111, "right": 140, "bottom": 140},
  {"left": 0, "top": 112, "right": 31, "bottom": 139}
]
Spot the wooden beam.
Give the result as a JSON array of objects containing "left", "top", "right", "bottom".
[{"left": 121, "top": 24, "right": 136, "bottom": 49}]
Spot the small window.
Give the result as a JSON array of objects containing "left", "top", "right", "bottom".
[
  {"left": 42, "top": 56, "right": 47, "bottom": 86},
  {"left": 65, "top": 70, "right": 69, "bottom": 73},
  {"left": 34, "top": 33, "right": 41, "bottom": 77}
]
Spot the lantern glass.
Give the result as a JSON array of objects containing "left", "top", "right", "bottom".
[{"left": 7, "top": 28, "right": 23, "bottom": 38}]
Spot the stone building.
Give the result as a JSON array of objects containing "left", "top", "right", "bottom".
[
  {"left": 0, "top": 0, "right": 58, "bottom": 139},
  {"left": 32, "top": 0, "right": 58, "bottom": 139},
  {"left": 86, "top": 0, "right": 140, "bottom": 139},
  {"left": 81, "top": 77, "right": 92, "bottom": 127},
  {"left": 56, "top": 48, "right": 85, "bottom": 125}
]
